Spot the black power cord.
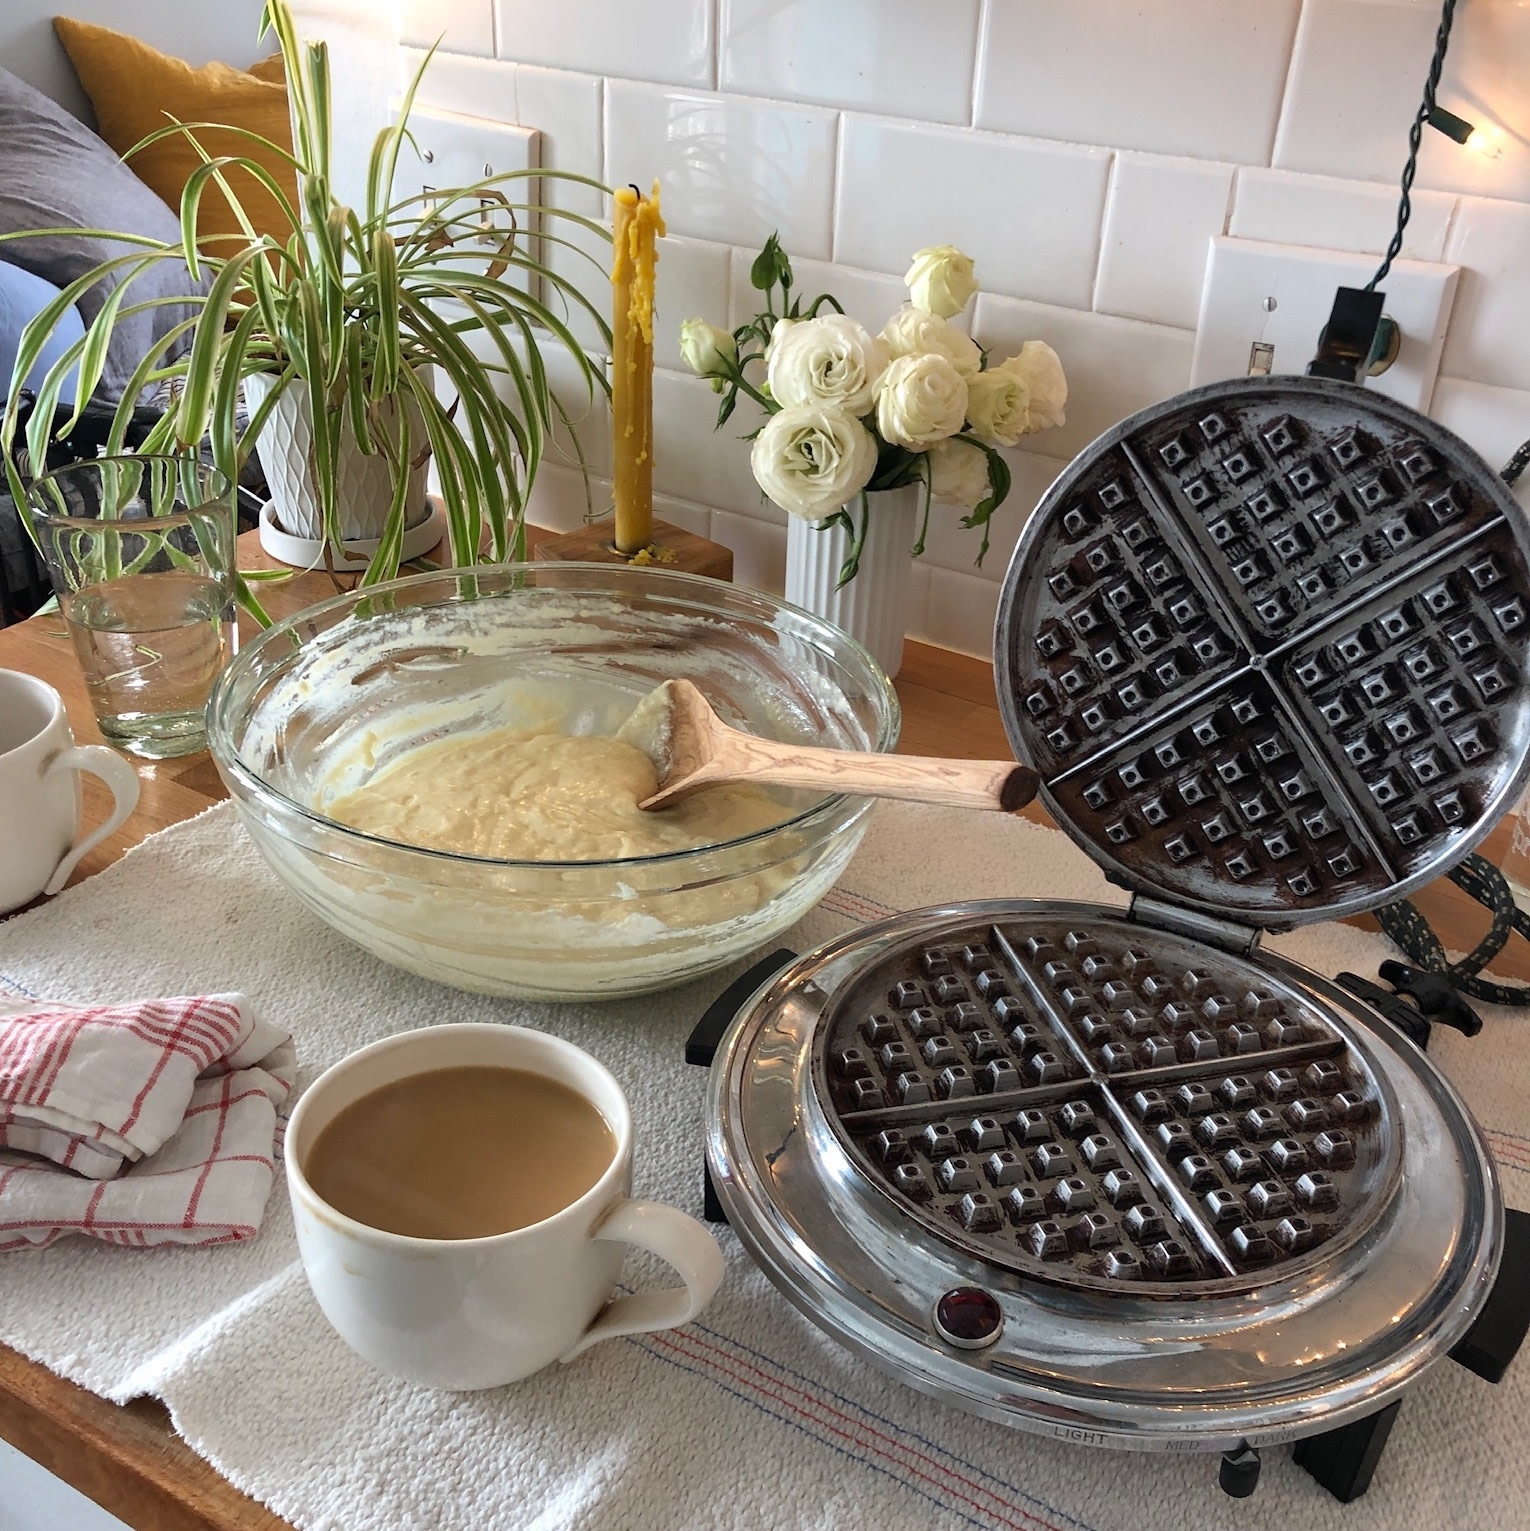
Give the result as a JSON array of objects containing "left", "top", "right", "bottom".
[{"left": 1368, "top": 0, "right": 1530, "bottom": 487}]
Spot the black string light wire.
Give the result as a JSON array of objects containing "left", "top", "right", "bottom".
[
  {"left": 1368, "top": 0, "right": 1529, "bottom": 486},
  {"left": 1366, "top": 0, "right": 1530, "bottom": 992},
  {"left": 1367, "top": 0, "right": 1458, "bottom": 291}
]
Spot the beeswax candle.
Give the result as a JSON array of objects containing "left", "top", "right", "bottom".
[{"left": 611, "top": 181, "right": 664, "bottom": 554}]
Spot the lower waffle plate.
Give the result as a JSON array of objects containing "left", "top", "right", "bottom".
[{"left": 708, "top": 902, "right": 1501, "bottom": 1448}]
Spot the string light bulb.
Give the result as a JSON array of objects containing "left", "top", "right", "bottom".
[{"left": 1427, "top": 104, "right": 1505, "bottom": 159}]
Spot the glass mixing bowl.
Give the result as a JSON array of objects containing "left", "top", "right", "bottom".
[{"left": 207, "top": 564, "right": 899, "bottom": 1001}]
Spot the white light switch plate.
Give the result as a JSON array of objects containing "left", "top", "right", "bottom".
[
  {"left": 1191, "top": 236, "right": 1459, "bottom": 412},
  {"left": 390, "top": 106, "right": 541, "bottom": 298},
  {"left": 393, "top": 105, "right": 539, "bottom": 206}
]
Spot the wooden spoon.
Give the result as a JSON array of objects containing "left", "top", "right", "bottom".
[{"left": 617, "top": 679, "right": 1039, "bottom": 814}]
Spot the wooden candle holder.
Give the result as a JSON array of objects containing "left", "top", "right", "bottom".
[{"left": 532, "top": 516, "right": 734, "bottom": 582}]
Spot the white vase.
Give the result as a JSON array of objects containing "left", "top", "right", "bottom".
[
  {"left": 785, "top": 486, "right": 919, "bottom": 679},
  {"left": 245, "top": 372, "right": 431, "bottom": 546}
]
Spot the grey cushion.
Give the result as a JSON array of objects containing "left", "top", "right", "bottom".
[
  {"left": 0, "top": 65, "right": 205, "bottom": 404},
  {"left": 0, "top": 257, "right": 84, "bottom": 404}
]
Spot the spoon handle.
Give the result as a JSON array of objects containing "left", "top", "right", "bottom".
[{"left": 660, "top": 733, "right": 1040, "bottom": 813}]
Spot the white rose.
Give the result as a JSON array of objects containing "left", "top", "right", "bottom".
[
  {"left": 965, "top": 368, "right": 1028, "bottom": 446},
  {"left": 879, "top": 305, "right": 982, "bottom": 380},
  {"left": 874, "top": 353, "right": 969, "bottom": 451},
  {"left": 764, "top": 313, "right": 888, "bottom": 415},
  {"left": 904, "top": 244, "right": 978, "bottom": 319},
  {"left": 678, "top": 318, "right": 737, "bottom": 381},
  {"left": 750, "top": 403, "right": 879, "bottom": 520},
  {"left": 984, "top": 341, "right": 1068, "bottom": 438},
  {"left": 927, "top": 438, "right": 992, "bottom": 510}
]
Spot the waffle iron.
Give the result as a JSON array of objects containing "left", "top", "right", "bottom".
[{"left": 703, "top": 375, "right": 1530, "bottom": 1489}]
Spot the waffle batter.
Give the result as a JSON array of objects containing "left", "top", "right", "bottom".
[{"left": 324, "top": 727, "right": 787, "bottom": 862}]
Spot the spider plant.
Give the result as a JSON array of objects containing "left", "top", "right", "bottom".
[{"left": 1, "top": 0, "right": 611, "bottom": 606}]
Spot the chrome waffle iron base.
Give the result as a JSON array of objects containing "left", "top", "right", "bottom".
[
  {"left": 702, "top": 377, "right": 1530, "bottom": 1496},
  {"left": 705, "top": 907, "right": 1499, "bottom": 1452}
]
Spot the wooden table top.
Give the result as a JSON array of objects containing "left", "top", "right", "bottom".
[{"left": 1, "top": 527, "right": 1527, "bottom": 1531}]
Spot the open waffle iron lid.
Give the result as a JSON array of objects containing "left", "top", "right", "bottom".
[
  {"left": 706, "top": 376, "right": 1523, "bottom": 1452},
  {"left": 995, "top": 373, "right": 1530, "bottom": 928}
]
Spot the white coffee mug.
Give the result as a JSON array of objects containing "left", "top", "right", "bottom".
[
  {"left": 285, "top": 1023, "right": 725, "bottom": 1389},
  {"left": 0, "top": 669, "right": 140, "bottom": 915}
]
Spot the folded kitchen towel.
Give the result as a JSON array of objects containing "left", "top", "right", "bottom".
[{"left": 0, "top": 992, "right": 294, "bottom": 1249}]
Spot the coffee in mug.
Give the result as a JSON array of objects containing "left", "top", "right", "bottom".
[
  {"left": 303, "top": 1065, "right": 618, "bottom": 1240},
  {"left": 286, "top": 1024, "right": 725, "bottom": 1390},
  {"left": 0, "top": 669, "right": 140, "bottom": 914}
]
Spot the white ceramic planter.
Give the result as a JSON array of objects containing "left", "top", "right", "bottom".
[
  {"left": 785, "top": 486, "right": 919, "bottom": 679},
  {"left": 246, "top": 372, "right": 431, "bottom": 550}
]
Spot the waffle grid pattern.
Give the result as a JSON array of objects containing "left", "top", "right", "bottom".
[
  {"left": 815, "top": 918, "right": 1394, "bottom": 1295},
  {"left": 1002, "top": 385, "right": 1530, "bottom": 921}
]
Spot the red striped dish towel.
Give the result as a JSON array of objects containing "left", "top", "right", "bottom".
[{"left": 0, "top": 993, "right": 294, "bottom": 1250}]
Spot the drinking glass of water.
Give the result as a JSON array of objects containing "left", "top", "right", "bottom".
[{"left": 27, "top": 455, "right": 237, "bottom": 759}]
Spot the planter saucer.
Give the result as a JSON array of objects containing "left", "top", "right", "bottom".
[{"left": 257, "top": 498, "right": 445, "bottom": 572}]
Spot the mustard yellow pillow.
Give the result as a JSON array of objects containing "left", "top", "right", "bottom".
[{"left": 51, "top": 17, "right": 298, "bottom": 251}]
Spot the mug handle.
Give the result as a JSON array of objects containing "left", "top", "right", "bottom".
[
  {"left": 41, "top": 746, "right": 141, "bottom": 895},
  {"left": 558, "top": 1199, "right": 725, "bottom": 1361}
]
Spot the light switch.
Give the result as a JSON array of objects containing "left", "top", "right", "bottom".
[
  {"left": 391, "top": 107, "right": 541, "bottom": 286},
  {"left": 1190, "top": 236, "right": 1459, "bottom": 412}
]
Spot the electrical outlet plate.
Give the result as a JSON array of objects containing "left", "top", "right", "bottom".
[{"left": 1190, "top": 236, "right": 1460, "bottom": 412}]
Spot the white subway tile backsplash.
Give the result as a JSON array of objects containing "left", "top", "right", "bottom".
[
  {"left": 1430, "top": 377, "right": 1530, "bottom": 503},
  {"left": 905, "top": 562, "right": 934, "bottom": 647},
  {"left": 726, "top": 252, "right": 922, "bottom": 341},
  {"left": 837, "top": 118, "right": 1109, "bottom": 310},
  {"left": 652, "top": 367, "right": 774, "bottom": 517},
  {"left": 972, "top": 295, "right": 1195, "bottom": 461},
  {"left": 651, "top": 493, "right": 713, "bottom": 539},
  {"left": 1095, "top": 154, "right": 1235, "bottom": 329},
  {"left": 514, "top": 66, "right": 604, "bottom": 186},
  {"left": 403, "top": 0, "right": 493, "bottom": 56},
  {"left": 1231, "top": 168, "right": 1456, "bottom": 261},
  {"left": 608, "top": 82, "right": 839, "bottom": 259},
  {"left": 976, "top": 0, "right": 1299, "bottom": 164},
  {"left": 493, "top": 0, "right": 712, "bottom": 88},
  {"left": 720, "top": 0, "right": 980, "bottom": 126},
  {"left": 404, "top": 47, "right": 514, "bottom": 117},
  {"left": 1441, "top": 197, "right": 1530, "bottom": 393},
  {"left": 654, "top": 237, "right": 733, "bottom": 373},
  {"left": 516, "top": 65, "right": 609, "bottom": 352},
  {"left": 543, "top": 356, "right": 613, "bottom": 481},
  {"left": 492, "top": 328, "right": 613, "bottom": 478},
  {"left": 404, "top": 0, "right": 1530, "bottom": 659},
  {"left": 403, "top": 53, "right": 609, "bottom": 351},
  {"left": 1275, "top": 0, "right": 1530, "bottom": 202},
  {"left": 917, "top": 565, "right": 999, "bottom": 660},
  {"left": 525, "top": 461, "right": 604, "bottom": 533},
  {"left": 711, "top": 506, "right": 788, "bottom": 591}
]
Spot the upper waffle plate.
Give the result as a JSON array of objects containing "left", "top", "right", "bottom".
[{"left": 995, "top": 376, "right": 1530, "bottom": 926}]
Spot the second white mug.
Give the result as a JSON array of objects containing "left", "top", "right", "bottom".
[
  {"left": 0, "top": 668, "right": 140, "bottom": 915},
  {"left": 285, "top": 1023, "right": 725, "bottom": 1390}
]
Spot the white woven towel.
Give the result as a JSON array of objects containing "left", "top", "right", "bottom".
[
  {"left": 0, "top": 992, "right": 294, "bottom": 1248},
  {"left": 0, "top": 799, "right": 1525, "bottom": 1531}
]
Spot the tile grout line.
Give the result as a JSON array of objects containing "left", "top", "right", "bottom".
[
  {"left": 1266, "top": 0, "right": 1311, "bottom": 172},
  {"left": 969, "top": 0, "right": 990, "bottom": 131},
  {"left": 1088, "top": 152, "right": 1120, "bottom": 314}
]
